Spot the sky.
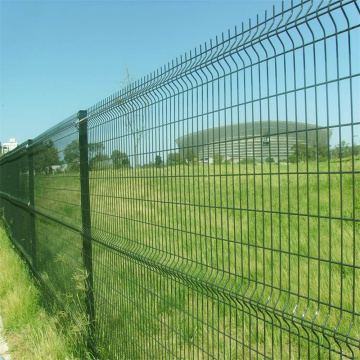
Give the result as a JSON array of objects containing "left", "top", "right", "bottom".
[
  {"left": 0, "top": 0, "right": 286, "bottom": 146},
  {"left": 1, "top": 0, "right": 358, "bottom": 150}
]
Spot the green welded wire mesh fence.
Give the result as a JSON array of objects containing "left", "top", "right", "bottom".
[{"left": 0, "top": 0, "right": 359, "bottom": 358}]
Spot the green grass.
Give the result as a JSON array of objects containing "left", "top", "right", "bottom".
[
  {"left": 17, "top": 157, "right": 360, "bottom": 359},
  {"left": 0, "top": 226, "right": 91, "bottom": 360}
]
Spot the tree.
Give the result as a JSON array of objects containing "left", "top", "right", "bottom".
[
  {"left": 33, "top": 140, "right": 60, "bottom": 174},
  {"left": 288, "top": 142, "right": 310, "bottom": 163},
  {"left": 353, "top": 145, "right": 360, "bottom": 156},
  {"left": 293, "top": 142, "right": 307, "bottom": 162},
  {"left": 88, "top": 142, "right": 105, "bottom": 159},
  {"left": 265, "top": 157, "right": 275, "bottom": 164},
  {"left": 166, "top": 152, "right": 181, "bottom": 166},
  {"left": 185, "top": 148, "right": 197, "bottom": 164},
  {"left": 64, "top": 140, "right": 80, "bottom": 172},
  {"left": 111, "top": 150, "right": 130, "bottom": 169},
  {"left": 90, "top": 153, "right": 110, "bottom": 171},
  {"left": 307, "top": 146, "right": 316, "bottom": 161},
  {"left": 213, "top": 153, "right": 224, "bottom": 165},
  {"left": 155, "top": 155, "right": 163, "bottom": 168},
  {"left": 315, "top": 144, "right": 329, "bottom": 162},
  {"left": 240, "top": 157, "right": 255, "bottom": 165},
  {"left": 333, "top": 141, "right": 351, "bottom": 159},
  {"left": 64, "top": 140, "right": 106, "bottom": 172},
  {"left": 88, "top": 143, "right": 106, "bottom": 170},
  {"left": 117, "top": 66, "right": 146, "bottom": 169}
]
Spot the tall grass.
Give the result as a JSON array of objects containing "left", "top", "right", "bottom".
[
  {"left": 0, "top": 226, "right": 91, "bottom": 359},
  {"left": 31, "top": 157, "right": 359, "bottom": 359}
]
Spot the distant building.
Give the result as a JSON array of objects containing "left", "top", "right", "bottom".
[
  {"left": 176, "top": 121, "right": 331, "bottom": 163},
  {"left": 1, "top": 139, "right": 18, "bottom": 154}
]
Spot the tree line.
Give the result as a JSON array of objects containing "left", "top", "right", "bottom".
[
  {"left": 29, "top": 139, "right": 359, "bottom": 174},
  {"left": 288, "top": 141, "right": 360, "bottom": 163},
  {"left": 31, "top": 140, "right": 130, "bottom": 174},
  {"left": 63, "top": 140, "right": 130, "bottom": 172}
]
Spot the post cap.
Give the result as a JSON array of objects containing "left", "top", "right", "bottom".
[{"left": 77, "top": 110, "right": 87, "bottom": 120}]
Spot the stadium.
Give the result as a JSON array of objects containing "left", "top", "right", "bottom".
[{"left": 176, "top": 121, "right": 331, "bottom": 163}]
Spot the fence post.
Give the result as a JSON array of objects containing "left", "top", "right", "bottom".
[
  {"left": 78, "top": 110, "right": 95, "bottom": 341},
  {"left": 28, "top": 139, "right": 36, "bottom": 268}
]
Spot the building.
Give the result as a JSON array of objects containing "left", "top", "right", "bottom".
[
  {"left": 176, "top": 121, "right": 331, "bottom": 163},
  {"left": 1, "top": 139, "right": 18, "bottom": 154}
]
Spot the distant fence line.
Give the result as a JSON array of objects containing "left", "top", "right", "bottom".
[{"left": 1, "top": 0, "right": 359, "bottom": 359}]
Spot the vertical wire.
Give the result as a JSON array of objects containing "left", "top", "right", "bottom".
[
  {"left": 181, "top": 63, "right": 187, "bottom": 360},
  {"left": 267, "top": 8, "right": 276, "bottom": 356},
  {"left": 230, "top": 25, "right": 239, "bottom": 360},
  {"left": 168, "top": 83, "right": 173, "bottom": 359},
  {"left": 196, "top": 55, "right": 203, "bottom": 360},
  {"left": 121, "top": 102, "right": 129, "bottom": 356},
  {"left": 308, "top": 10, "right": 322, "bottom": 356},
  {"left": 156, "top": 89, "right": 163, "bottom": 356},
  {"left": 123, "top": 101, "right": 131, "bottom": 356},
  {"left": 295, "top": 8, "right": 305, "bottom": 357},
  {"left": 282, "top": 12, "right": 294, "bottom": 357},
  {"left": 248, "top": 18, "right": 261, "bottom": 358},
  {"left": 275, "top": 8, "right": 290, "bottom": 357},
  {"left": 197, "top": 64, "right": 203, "bottom": 360},
  {"left": 305, "top": 12, "right": 313, "bottom": 355},
  {"left": 178, "top": 67, "right": 184, "bottom": 359},
  {"left": 211, "top": 44, "right": 220, "bottom": 290},
  {"left": 240, "top": 22, "right": 253, "bottom": 358},
  {"left": 219, "top": 40, "right": 227, "bottom": 360},
  {"left": 188, "top": 66, "right": 194, "bottom": 360},
  {"left": 226, "top": 28, "right": 234, "bottom": 359},
  {"left": 204, "top": 58, "right": 211, "bottom": 358},
  {"left": 262, "top": 11, "right": 271, "bottom": 358},
  {"left": 256, "top": 16, "right": 267, "bottom": 356},
  {"left": 342, "top": 2, "right": 357, "bottom": 345},
  {"left": 302, "top": 6, "right": 311, "bottom": 357},
  {"left": 118, "top": 100, "right": 127, "bottom": 356},
  {"left": 286, "top": 5, "right": 298, "bottom": 356},
  {"left": 234, "top": 33, "right": 246, "bottom": 359},
  {"left": 275, "top": 12, "right": 284, "bottom": 359},
  {"left": 328, "top": 4, "right": 344, "bottom": 336},
  {"left": 160, "top": 84, "right": 166, "bottom": 358},
  {"left": 142, "top": 92, "right": 151, "bottom": 355},
  {"left": 173, "top": 79, "right": 179, "bottom": 359},
  {"left": 129, "top": 101, "right": 137, "bottom": 355}
]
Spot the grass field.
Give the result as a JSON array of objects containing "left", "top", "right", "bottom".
[{"left": 24, "top": 156, "right": 360, "bottom": 358}]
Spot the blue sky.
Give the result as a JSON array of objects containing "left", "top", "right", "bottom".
[
  {"left": 0, "top": 0, "right": 284, "bottom": 145},
  {"left": 1, "top": 0, "right": 359, "bottom": 149}
]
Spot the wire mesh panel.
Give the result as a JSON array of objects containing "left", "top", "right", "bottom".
[
  {"left": 30, "top": 115, "right": 89, "bottom": 329},
  {"left": 0, "top": 116, "right": 90, "bottom": 332},
  {"left": 0, "top": 143, "right": 31, "bottom": 257},
  {"left": 0, "top": 0, "right": 359, "bottom": 359},
  {"left": 84, "top": 1, "right": 359, "bottom": 358}
]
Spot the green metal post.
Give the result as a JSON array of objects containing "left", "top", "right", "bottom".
[
  {"left": 78, "top": 110, "right": 95, "bottom": 341},
  {"left": 28, "top": 139, "right": 36, "bottom": 268}
]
